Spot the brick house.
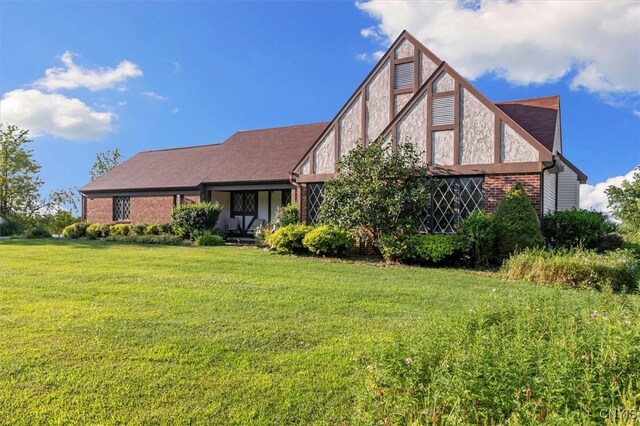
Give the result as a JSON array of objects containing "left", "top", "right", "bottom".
[{"left": 80, "top": 30, "right": 586, "bottom": 235}]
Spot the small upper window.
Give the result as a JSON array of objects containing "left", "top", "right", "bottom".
[
  {"left": 113, "top": 196, "right": 130, "bottom": 221},
  {"left": 394, "top": 62, "right": 414, "bottom": 89}
]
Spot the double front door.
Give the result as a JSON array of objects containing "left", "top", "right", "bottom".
[{"left": 231, "top": 192, "right": 258, "bottom": 235}]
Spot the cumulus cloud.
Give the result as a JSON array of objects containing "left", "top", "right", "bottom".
[
  {"left": 142, "top": 91, "right": 167, "bottom": 101},
  {"left": 0, "top": 89, "right": 114, "bottom": 140},
  {"left": 34, "top": 51, "right": 142, "bottom": 92},
  {"left": 356, "top": 1, "right": 639, "bottom": 98},
  {"left": 579, "top": 167, "right": 638, "bottom": 214},
  {"left": 356, "top": 50, "right": 385, "bottom": 63}
]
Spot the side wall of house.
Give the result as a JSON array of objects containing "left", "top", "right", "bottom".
[
  {"left": 557, "top": 167, "right": 579, "bottom": 211},
  {"left": 86, "top": 194, "right": 198, "bottom": 224},
  {"left": 484, "top": 173, "right": 542, "bottom": 216}
]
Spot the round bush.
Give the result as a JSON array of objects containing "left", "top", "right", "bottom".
[
  {"left": 171, "top": 202, "right": 222, "bottom": 239},
  {"left": 266, "top": 224, "right": 313, "bottom": 254},
  {"left": 302, "top": 225, "right": 354, "bottom": 256},
  {"left": 457, "top": 211, "right": 497, "bottom": 267},
  {"left": 272, "top": 203, "right": 299, "bottom": 228},
  {"left": 62, "top": 222, "right": 88, "bottom": 239},
  {"left": 195, "top": 232, "right": 225, "bottom": 246},
  {"left": 145, "top": 224, "right": 161, "bottom": 235},
  {"left": 494, "top": 182, "right": 543, "bottom": 260},
  {"left": 109, "top": 224, "right": 131, "bottom": 236},
  {"left": 131, "top": 223, "right": 147, "bottom": 236},
  {"left": 542, "top": 209, "right": 615, "bottom": 249}
]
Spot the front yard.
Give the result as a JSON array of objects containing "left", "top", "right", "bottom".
[{"left": 1, "top": 240, "right": 638, "bottom": 424}]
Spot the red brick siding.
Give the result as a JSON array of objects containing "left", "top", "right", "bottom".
[
  {"left": 130, "top": 196, "right": 174, "bottom": 223},
  {"left": 86, "top": 197, "right": 113, "bottom": 223},
  {"left": 85, "top": 195, "right": 177, "bottom": 224},
  {"left": 484, "top": 173, "right": 542, "bottom": 216},
  {"left": 299, "top": 185, "right": 308, "bottom": 224}
]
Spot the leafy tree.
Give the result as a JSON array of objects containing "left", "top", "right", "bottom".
[
  {"left": 0, "top": 124, "right": 43, "bottom": 217},
  {"left": 606, "top": 166, "right": 640, "bottom": 241},
  {"left": 318, "top": 138, "right": 433, "bottom": 247},
  {"left": 494, "top": 182, "right": 544, "bottom": 259},
  {"left": 90, "top": 148, "right": 122, "bottom": 181}
]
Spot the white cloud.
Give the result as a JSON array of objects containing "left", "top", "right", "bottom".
[
  {"left": 142, "top": 91, "right": 167, "bottom": 101},
  {"left": 579, "top": 167, "right": 638, "bottom": 214},
  {"left": 356, "top": 50, "right": 385, "bottom": 63},
  {"left": 34, "top": 51, "right": 142, "bottom": 92},
  {"left": 360, "top": 26, "right": 382, "bottom": 40},
  {"left": 356, "top": 1, "right": 640, "bottom": 97},
  {"left": 633, "top": 110, "right": 640, "bottom": 118},
  {"left": 0, "top": 89, "right": 114, "bottom": 140}
]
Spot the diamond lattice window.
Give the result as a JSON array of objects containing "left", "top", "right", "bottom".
[
  {"left": 307, "top": 183, "right": 325, "bottom": 225},
  {"left": 282, "top": 190, "right": 292, "bottom": 206},
  {"left": 113, "top": 196, "right": 130, "bottom": 221},
  {"left": 416, "top": 177, "right": 483, "bottom": 234}
]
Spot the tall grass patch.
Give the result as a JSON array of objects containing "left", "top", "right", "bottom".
[
  {"left": 357, "top": 295, "right": 640, "bottom": 424},
  {"left": 503, "top": 248, "right": 639, "bottom": 293}
]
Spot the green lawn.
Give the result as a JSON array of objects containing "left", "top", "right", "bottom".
[{"left": 0, "top": 240, "right": 638, "bottom": 424}]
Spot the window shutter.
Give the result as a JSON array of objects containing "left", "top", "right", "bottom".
[
  {"left": 432, "top": 96, "right": 454, "bottom": 126},
  {"left": 394, "top": 62, "right": 414, "bottom": 89}
]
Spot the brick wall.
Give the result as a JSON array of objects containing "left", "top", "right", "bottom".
[
  {"left": 484, "top": 173, "right": 542, "bottom": 216},
  {"left": 130, "top": 196, "right": 174, "bottom": 223},
  {"left": 298, "top": 185, "right": 308, "bottom": 224},
  {"left": 86, "top": 197, "right": 113, "bottom": 223},
  {"left": 85, "top": 195, "right": 177, "bottom": 224}
]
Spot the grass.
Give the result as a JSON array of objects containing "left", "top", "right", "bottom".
[{"left": 0, "top": 239, "right": 638, "bottom": 424}]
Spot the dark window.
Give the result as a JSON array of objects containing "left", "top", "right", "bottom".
[
  {"left": 417, "top": 177, "right": 484, "bottom": 234},
  {"left": 307, "top": 183, "right": 325, "bottom": 225},
  {"left": 282, "top": 190, "right": 292, "bottom": 206},
  {"left": 394, "top": 62, "right": 414, "bottom": 89},
  {"left": 113, "top": 196, "right": 130, "bottom": 221}
]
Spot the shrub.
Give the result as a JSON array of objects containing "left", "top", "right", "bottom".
[
  {"left": 357, "top": 297, "right": 640, "bottom": 424},
  {"left": 109, "top": 224, "right": 131, "bottom": 236},
  {"left": 0, "top": 217, "right": 24, "bottom": 236},
  {"left": 457, "top": 211, "right": 497, "bottom": 267},
  {"left": 131, "top": 223, "right": 147, "bottom": 236},
  {"left": 254, "top": 226, "right": 271, "bottom": 247},
  {"left": 596, "top": 233, "right": 624, "bottom": 252},
  {"left": 158, "top": 223, "right": 173, "bottom": 235},
  {"left": 302, "top": 225, "right": 354, "bottom": 256},
  {"left": 195, "top": 232, "right": 225, "bottom": 246},
  {"left": 86, "top": 223, "right": 110, "bottom": 239},
  {"left": 542, "top": 209, "right": 614, "bottom": 249},
  {"left": 144, "top": 224, "right": 161, "bottom": 235},
  {"left": 266, "top": 224, "right": 313, "bottom": 254},
  {"left": 24, "top": 224, "right": 51, "bottom": 239},
  {"left": 502, "top": 248, "right": 639, "bottom": 293},
  {"left": 494, "top": 182, "right": 544, "bottom": 259},
  {"left": 411, "top": 234, "right": 460, "bottom": 265},
  {"left": 62, "top": 222, "right": 88, "bottom": 239},
  {"left": 379, "top": 234, "right": 460, "bottom": 265},
  {"left": 104, "top": 235, "right": 186, "bottom": 245},
  {"left": 171, "top": 202, "right": 222, "bottom": 239},
  {"left": 272, "top": 203, "right": 298, "bottom": 228}
]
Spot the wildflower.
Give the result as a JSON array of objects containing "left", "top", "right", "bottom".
[
  {"left": 405, "top": 357, "right": 413, "bottom": 365},
  {"left": 590, "top": 310, "right": 598, "bottom": 319}
]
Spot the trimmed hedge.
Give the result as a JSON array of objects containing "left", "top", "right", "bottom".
[
  {"left": 109, "top": 224, "right": 131, "bottom": 236},
  {"left": 266, "top": 224, "right": 313, "bottom": 254},
  {"left": 195, "top": 232, "right": 225, "bottom": 246},
  {"left": 379, "top": 234, "right": 460, "bottom": 266},
  {"left": 542, "top": 209, "right": 616, "bottom": 250},
  {"left": 105, "top": 235, "right": 186, "bottom": 245},
  {"left": 457, "top": 211, "right": 497, "bottom": 267},
  {"left": 86, "top": 223, "right": 110, "bottom": 239},
  {"left": 62, "top": 222, "right": 89, "bottom": 239},
  {"left": 502, "top": 248, "right": 639, "bottom": 293},
  {"left": 494, "top": 182, "right": 544, "bottom": 259},
  {"left": 302, "top": 225, "right": 354, "bottom": 256}
]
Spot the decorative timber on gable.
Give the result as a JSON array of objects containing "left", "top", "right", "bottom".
[{"left": 294, "top": 31, "right": 554, "bottom": 183}]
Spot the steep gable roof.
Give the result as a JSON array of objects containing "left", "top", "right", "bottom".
[
  {"left": 496, "top": 96, "right": 559, "bottom": 153},
  {"left": 80, "top": 122, "right": 327, "bottom": 193}
]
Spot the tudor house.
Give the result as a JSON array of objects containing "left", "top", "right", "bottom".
[{"left": 80, "top": 31, "right": 586, "bottom": 236}]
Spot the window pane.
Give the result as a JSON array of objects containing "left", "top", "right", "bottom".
[
  {"left": 308, "top": 183, "right": 325, "bottom": 225},
  {"left": 432, "top": 179, "right": 456, "bottom": 233},
  {"left": 459, "top": 177, "right": 483, "bottom": 219}
]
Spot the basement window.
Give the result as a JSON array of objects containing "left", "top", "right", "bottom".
[{"left": 113, "top": 196, "right": 130, "bottom": 222}]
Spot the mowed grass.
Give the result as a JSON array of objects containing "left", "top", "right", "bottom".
[{"left": 0, "top": 240, "right": 638, "bottom": 424}]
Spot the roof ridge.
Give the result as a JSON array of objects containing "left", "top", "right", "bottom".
[
  {"left": 234, "top": 121, "right": 329, "bottom": 133},
  {"left": 139, "top": 142, "right": 222, "bottom": 153},
  {"left": 495, "top": 94, "right": 560, "bottom": 105}
]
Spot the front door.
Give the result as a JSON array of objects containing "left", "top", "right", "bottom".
[{"left": 231, "top": 192, "right": 258, "bottom": 236}]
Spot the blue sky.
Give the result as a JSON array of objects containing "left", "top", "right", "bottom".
[{"left": 1, "top": 1, "right": 638, "bottom": 212}]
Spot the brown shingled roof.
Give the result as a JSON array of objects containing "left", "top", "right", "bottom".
[
  {"left": 495, "top": 95, "right": 559, "bottom": 153},
  {"left": 80, "top": 122, "right": 328, "bottom": 192}
]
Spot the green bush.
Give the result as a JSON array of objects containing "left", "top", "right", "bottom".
[
  {"left": 195, "top": 232, "right": 225, "bottom": 246},
  {"left": 131, "top": 223, "right": 147, "bottom": 236},
  {"left": 542, "top": 209, "right": 615, "bottom": 249},
  {"left": 104, "top": 234, "right": 186, "bottom": 245},
  {"left": 302, "top": 225, "right": 354, "bottom": 256},
  {"left": 144, "top": 224, "right": 161, "bottom": 235},
  {"left": 62, "top": 222, "right": 88, "bottom": 239},
  {"left": 357, "top": 297, "right": 640, "bottom": 424},
  {"left": 457, "top": 211, "right": 497, "bottom": 267},
  {"left": 494, "top": 182, "right": 544, "bottom": 259},
  {"left": 266, "top": 224, "right": 313, "bottom": 254},
  {"left": 109, "top": 224, "right": 131, "bottom": 236},
  {"left": 0, "top": 217, "right": 24, "bottom": 236},
  {"left": 86, "top": 223, "right": 109, "bottom": 239},
  {"left": 503, "top": 248, "right": 639, "bottom": 293},
  {"left": 378, "top": 234, "right": 460, "bottom": 265},
  {"left": 24, "top": 224, "right": 51, "bottom": 239},
  {"left": 158, "top": 223, "right": 173, "bottom": 235},
  {"left": 272, "top": 203, "right": 299, "bottom": 228},
  {"left": 171, "top": 202, "right": 222, "bottom": 239},
  {"left": 596, "top": 233, "right": 624, "bottom": 252}
]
